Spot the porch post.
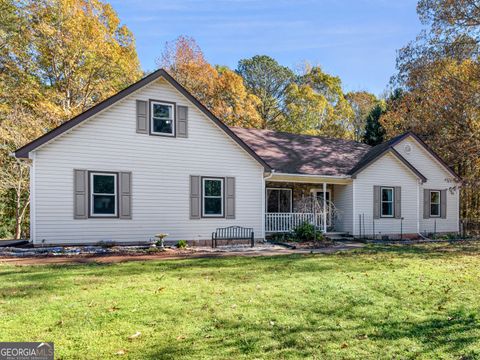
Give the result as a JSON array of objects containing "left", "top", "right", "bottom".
[{"left": 323, "top": 182, "right": 327, "bottom": 233}]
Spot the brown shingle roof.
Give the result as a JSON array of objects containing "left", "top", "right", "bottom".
[{"left": 230, "top": 127, "right": 371, "bottom": 176}]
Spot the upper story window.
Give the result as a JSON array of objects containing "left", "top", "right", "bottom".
[
  {"left": 381, "top": 187, "right": 394, "bottom": 217},
  {"left": 202, "top": 178, "right": 224, "bottom": 217},
  {"left": 90, "top": 172, "right": 117, "bottom": 217},
  {"left": 430, "top": 190, "right": 441, "bottom": 217},
  {"left": 151, "top": 101, "right": 175, "bottom": 136}
]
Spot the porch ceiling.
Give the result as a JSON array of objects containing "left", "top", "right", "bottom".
[{"left": 267, "top": 172, "right": 352, "bottom": 185}]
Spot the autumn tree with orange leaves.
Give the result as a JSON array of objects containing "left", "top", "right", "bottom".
[
  {"left": 381, "top": 0, "right": 480, "bottom": 219},
  {"left": 158, "top": 36, "right": 262, "bottom": 128},
  {"left": 0, "top": 0, "right": 142, "bottom": 238}
]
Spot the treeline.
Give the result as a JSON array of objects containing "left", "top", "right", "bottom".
[
  {"left": 158, "top": 36, "right": 384, "bottom": 143},
  {"left": 1, "top": 0, "right": 479, "bottom": 238}
]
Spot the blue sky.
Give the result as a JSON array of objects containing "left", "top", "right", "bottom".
[{"left": 111, "top": 0, "right": 422, "bottom": 95}]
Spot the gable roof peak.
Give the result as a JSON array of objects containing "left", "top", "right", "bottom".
[{"left": 14, "top": 69, "right": 271, "bottom": 170}]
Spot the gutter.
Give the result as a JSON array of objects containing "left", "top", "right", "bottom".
[
  {"left": 263, "top": 169, "right": 275, "bottom": 180},
  {"left": 270, "top": 172, "right": 350, "bottom": 179}
]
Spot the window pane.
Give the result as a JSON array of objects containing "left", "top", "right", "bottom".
[
  {"left": 93, "top": 175, "right": 115, "bottom": 194},
  {"left": 279, "top": 190, "right": 291, "bottom": 213},
  {"left": 267, "top": 189, "right": 279, "bottom": 212},
  {"left": 153, "top": 104, "right": 171, "bottom": 118},
  {"left": 316, "top": 192, "right": 330, "bottom": 203},
  {"left": 204, "top": 198, "right": 222, "bottom": 215},
  {"left": 153, "top": 118, "right": 173, "bottom": 134},
  {"left": 204, "top": 180, "right": 221, "bottom": 196},
  {"left": 382, "top": 188, "right": 393, "bottom": 201},
  {"left": 431, "top": 204, "right": 440, "bottom": 216},
  {"left": 382, "top": 202, "right": 393, "bottom": 216},
  {"left": 431, "top": 191, "right": 440, "bottom": 204},
  {"left": 93, "top": 195, "right": 115, "bottom": 214}
]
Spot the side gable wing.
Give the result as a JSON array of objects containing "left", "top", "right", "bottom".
[
  {"left": 349, "top": 145, "right": 428, "bottom": 182},
  {"left": 402, "top": 133, "right": 461, "bottom": 181},
  {"left": 349, "top": 131, "right": 461, "bottom": 183}
]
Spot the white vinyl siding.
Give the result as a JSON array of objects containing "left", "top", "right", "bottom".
[
  {"left": 353, "top": 152, "right": 418, "bottom": 236},
  {"left": 332, "top": 184, "right": 353, "bottom": 233},
  {"left": 394, "top": 137, "right": 460, "bottom": 233},
  {"left": 31, "top": 78, "right": 264, "bottom": 244}
]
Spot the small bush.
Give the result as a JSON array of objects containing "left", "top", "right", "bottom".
[
  {"left": 315, "top": 232, "right": 325, "bottom": 242},
  {"left": 292, "top": 222, "right": 326, "bottom": 242},
  {"left": 269, "top": 232, "right": 294, "bottom": 242},
  {"left": 294, "top": 222, "right": 316, "bottom": 241},
  {"left": 176, "top": 240, "right": 188, "bottom": 249},
  {"left": 98, "top": 241, "right": 116, "bottom": 248},
  {"left": 146, "top": 247, "right": 161, "bottom": 254}
]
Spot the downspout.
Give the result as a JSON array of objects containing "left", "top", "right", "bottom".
[{"left": 262, "top": 170, "right": 275, "bottom": 240}]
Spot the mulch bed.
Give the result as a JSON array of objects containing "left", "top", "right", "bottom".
[{"left": 276, "top": 240, "right": 335, "bottom": 249}]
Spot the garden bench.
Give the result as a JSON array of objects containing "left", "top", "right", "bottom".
[{"left": 211, "top": 226, "right": 254, "bottom": 248}]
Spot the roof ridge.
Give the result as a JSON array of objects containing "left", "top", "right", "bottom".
[{"left": 229, "top": 126, "right": 370, "bottom": 147}]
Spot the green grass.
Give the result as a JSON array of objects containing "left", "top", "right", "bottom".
[{"left": 1, "top": 242, "right": 480, "bottom": 359}]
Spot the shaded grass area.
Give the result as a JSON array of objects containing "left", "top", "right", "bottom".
[{"left": 1, "top": 242, "right": 480, "bottom": 359}]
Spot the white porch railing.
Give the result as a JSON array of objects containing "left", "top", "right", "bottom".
[{"left": 265, "top": 213, "right": 325, "bottom": 233}]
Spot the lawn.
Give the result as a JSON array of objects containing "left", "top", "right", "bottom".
[{"left": 1, "top": 243, "right": 480, "bottom": 359}]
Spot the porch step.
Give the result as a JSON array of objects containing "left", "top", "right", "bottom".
[{"left": 324, "top": 232, "right": 352, "bottom": 241}]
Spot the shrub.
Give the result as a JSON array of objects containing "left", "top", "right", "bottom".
[
  {"left": 176, "top": 240, "right": 188, "bottom": 249},
  {"left": 292, "top": 222, "right": 327, "bottom": 242},
  {"left": 98, "top": 241, "right": 116, "bottom": 248},
  {"left": 268, "top": 232, "right": 294, "bottom": 242},
  {"left": 293, "top": 222, "right": 316, "bottom": 241},
  {"left": 315, "top": 232, "right": 325, "bottom": 242}
]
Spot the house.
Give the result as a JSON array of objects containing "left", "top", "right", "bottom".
[{"left": 14, "top": 69, "right": 461, "bottom": 246}]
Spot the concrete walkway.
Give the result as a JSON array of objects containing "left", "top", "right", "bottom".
[{"left": 0, "top": 241, "right": 364, "bottom": 266}]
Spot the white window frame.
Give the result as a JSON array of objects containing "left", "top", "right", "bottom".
[
  {"left": 430, "top": 190, "right": 441, "bottom": 217},
  {"left": 90, "top": 172, "right": 118, "bottom": 217},
  {"left": 150, "top": 101, "right": 175, "bottom": 136},
  {"left": 380, "top": 187, "right": 394, "bottom": 218},
  {"left": 266, "top": 188, "right": 292, "bottom": 213},
  {"left": 202, "top": 177, "right": 224, "bottom": 218}
]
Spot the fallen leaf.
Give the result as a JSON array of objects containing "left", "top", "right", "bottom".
[
  {"left": 341, "top": 343, "right": 348, "bottom": 349},
  {"left": 115, "top": 350, "right": 125, "bottom": 356},
  {"left": 155, "top": 287, "right": 165, "bottom": 293},
  {"left": 128, "top": 331, "right": 141, "bottom": 340},
  {"left": 176, "top": 335, "right": 186, "bottom": 340}
]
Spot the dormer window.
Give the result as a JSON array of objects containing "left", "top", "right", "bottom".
[{"left": 151, "top": 101, "right": 175, "bottom": 136}]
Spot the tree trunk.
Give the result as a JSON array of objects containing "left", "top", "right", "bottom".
[{"left": 14, "top": 198, "right": 29, "bottom": 240}]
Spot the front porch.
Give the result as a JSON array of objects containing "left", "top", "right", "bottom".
[{"left": 264, "top": 176, "right": 351, "bottom": 235}]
